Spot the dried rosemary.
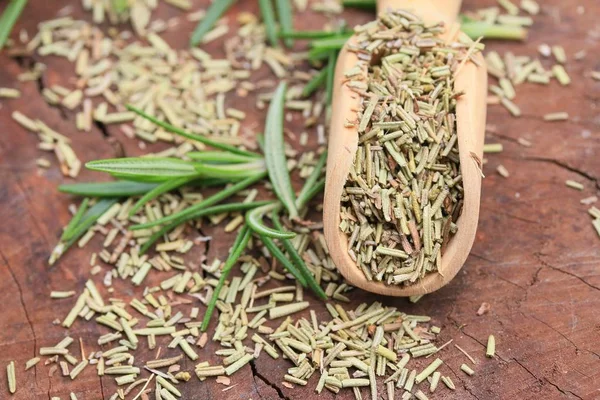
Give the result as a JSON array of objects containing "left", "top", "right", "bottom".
[{"left": 339, "top": 10, "right": 477, "bottom": 286}]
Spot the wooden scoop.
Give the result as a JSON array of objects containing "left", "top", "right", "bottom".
[{"left": 323, "top": 0, "right": 487, "bottom": 297}]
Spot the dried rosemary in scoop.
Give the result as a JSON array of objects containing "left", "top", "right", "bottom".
[{"left": 340, "top": 10, "right": 480, "bottom": 286}]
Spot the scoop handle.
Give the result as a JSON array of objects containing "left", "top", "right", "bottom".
[{"left": 376, "top": 0, "right": 462, "bottom": 26}]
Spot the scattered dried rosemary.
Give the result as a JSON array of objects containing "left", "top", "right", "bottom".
[{"left": 339, "top": 10, "right": 479, "bottom": 286}]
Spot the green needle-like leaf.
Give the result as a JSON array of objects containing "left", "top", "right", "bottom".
[
  {"left": 275, "top": 0, "right": 293, "bottom": 47},
  {"left": 186, "top": 151, "right": 257, "bottom": 164},
  {"left": 50, "top": 198, "right": 119, "bottom": 265},
  {"left": 59, "top": 180, "right": 161, "bottom": 197},
  {"left": 86, "top": 157, "right": 200, "bottom": 179},
  {"left": 0, "top": 0, "right": 27, "bottom": 51},
  {"left": 296, "top": 151, "right": 327, "bottom": 210},
  {"left": 272, "top": 213, "right": 327, "bottom": 299},
  {"left": 189, "top": 0, "right": 235, "bottom": 46},
  {"left": 260, "top": 235, "right": 307, "bottom": 286},
  {"left": 127, "top": 105, "right": 260, "bottom": 158},
  {"left": 128, "top": 176, "right": 194, "bottom": 217},
  {"left": 201, "top": 225, "right": 252, "bottom": 331},
  {"left": 61, "top": 198, "right": 89, "bottom": 241},
  {"left": 131, "top": 171, "right": 268, "bottom": 230},
  {"left": 193, "top": 161, "right": 266, "bottom": 180},
  {"left": 341, "top": 0, "right": 375, "bottom": 8},
  {"left": 139, "top": 201, "right": 271, "bottom": 254},
  {"left": 310, "top": 35, "right": 352, "bottom": 50},
  {"left": 264, "top": 82, "right": 299, "bottom": 218},
  {"left": 246, "top": 203, "right": 295, "bottom": 239},
  {"left": 279, "top": 30, "right": 343, "bottom": 40},
  {"left": 302, "top": 68, "right": 328, "bottom": 98},
  {"left": 259, "top": 0, "right": 278, "bottom": 47}
]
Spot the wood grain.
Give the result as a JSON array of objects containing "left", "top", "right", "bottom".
[{"left": 0, "top": 0, "right": 599, "bottom": 399}]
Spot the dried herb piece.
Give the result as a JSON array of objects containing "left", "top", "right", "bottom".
[{"left": 201, "top": 225, "right": 251, "bottom": 331}]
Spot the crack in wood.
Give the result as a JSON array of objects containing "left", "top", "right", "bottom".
[
  {"left": 250, "top": 360, "right": 290, "bottom": 400},
  {"left": 525, "top": 312, "right": 600, "bottom": 361},
  {"left": 1, "top": 249, "right": 37, "bottom": 359},
  {"left": 524, "top": 157, "right": 600, "bottom": 190},
  {"left": 512, "top": 358, "right": 583, "bottom": 400},
  {"left": 534, "top": 253, "right": 600, "bottom": 293}
]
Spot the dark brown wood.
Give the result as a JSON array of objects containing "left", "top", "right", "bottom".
[{"left": 1, "top": 0, "right": 599, "bottom": 399}]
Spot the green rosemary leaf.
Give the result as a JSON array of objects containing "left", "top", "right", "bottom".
[
  {"left": 307, "top": 46, "right": 332, "bottom": 62},
  {"left": 59, "top": 181, "right": 160, "bottom": 197},
  {"left": 259, "top": 0, "right": 278, "bottom": 47},
  {"left": 0, "top": 0, "right": 27, "bottom": 51},
  {"left": 61, "top": 198, "right": 90, "bottom": 241},
  {"left": 342, "top": 0, "right": 375, "bottom": 7},
  {"left": 186, "top": 151, "right": 258, "bottom": 164},
  {"left": 139, "top": 201, "right": 272, "bottom": 255},
  {"left": 86, "top": 157, "right": 200, "bottom": 179},
  {"left": 65, "top": 199, "right": 117, "bottom": 244},
  {"left": 325, "top": 51, "right": 337, "bottom": 106},
  {"left": 461, "top": 21, "right": 527, "bottom": 41},
  {"left": 271, "top": 213, "right": 327, "bottom": 299},
  {"left": 189, "top": 0, "right": 235, "bottom": 46},
  {"left": 127, "top": 105, "right": 260, "bottom": 158},
  {"left": 259, "top": 235, "right": 307, "bottom": 287},
  {"left": 131, "top": 171, "right": 268, "bottom": 230},
  {"left": 193, "top": 161, "right": 267, "bottom": 180},
  {"left": 246, "top": 203, "right": 296, "bottom": 239},
  {"left": 296, "top": 151, "right": 327, "bottom": 210},
  {"left": 128, "top": 177, "right": 193, "bottom": 217},
  {"left": 201, "top": 225, "right": 251, "bottom": 331},
  {"left": 275, "top": 0, "right": 293, "bottom": 47},
  {"left": 50, "top": 198, "right": 119, "bottom": 265},
  {"left": 297, "top": 178, "right": 325, "bottom": 214},
  {"left": 310, "top": 35, "right": 351, "bottom": 50},
  {"left": 264, "top": 82, "right": 299, "bottom": 218},
  {"left": 302, "top": 68, "right": 328, "bottom": 98},
  {"left": 279, "top": 30, "right": 343, "bottom": 40}
]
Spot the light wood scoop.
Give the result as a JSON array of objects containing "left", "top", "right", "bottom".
[{"left": 323, "top": 0, "right": 487, "bottom": 296}]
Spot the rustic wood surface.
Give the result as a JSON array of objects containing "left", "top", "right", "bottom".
[{"left": 1, "top": 0, "right": 599, "bottom": 399}]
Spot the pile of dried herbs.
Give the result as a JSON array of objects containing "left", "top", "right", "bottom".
[
  {"left": 6, "top": 0, "right": 586, "bottom": 398},
  {"left": 339, "top": 10, "right": 480, "bottom": 286}
]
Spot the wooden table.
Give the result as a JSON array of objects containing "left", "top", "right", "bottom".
[{"left": 1, "top": 0, "right": 599, "bottom": 399}]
